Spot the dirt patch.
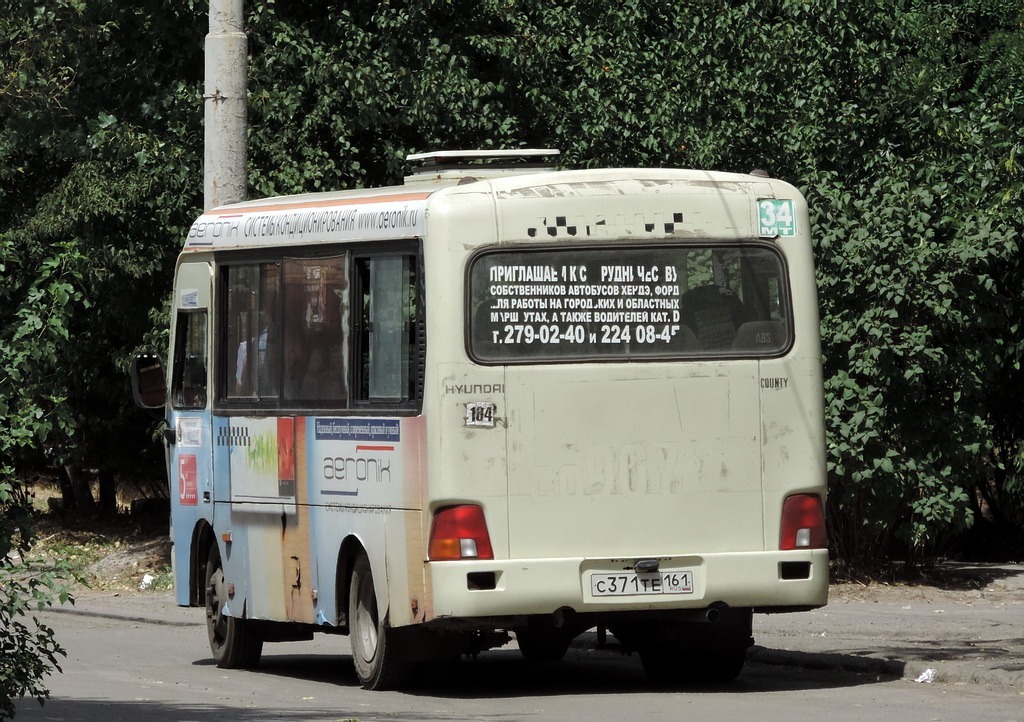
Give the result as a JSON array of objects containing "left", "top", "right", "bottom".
[
  {"left": 829, "top": 562, "right": 1024, "bottom": 606},
  {"left": 81, "top": 536, "right": 173, "bottom": 592},
  {"left": 29, "top": 509, "right": 172, "bottom": 595}
]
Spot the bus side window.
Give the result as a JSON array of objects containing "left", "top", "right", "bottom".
[
  {"left": 226, "top": 263, "right": 281, "bottom": 400},
  {"left": 281, "top": 256, "right": 349, "bottom": 407},
  {"left": 356, "top": 254, "right": 420, "bottom": 404},
  {"left": 171, "top": 310, "right": 208, "bottom": 410}
]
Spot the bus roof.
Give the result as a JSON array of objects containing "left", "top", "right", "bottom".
[{"left": 183, "top": 167, "right": 795, "bottom": 252}]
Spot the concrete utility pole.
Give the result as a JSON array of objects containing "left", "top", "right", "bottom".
[{"left": 204, "top": 0, "right": 247, "bottom": 210}]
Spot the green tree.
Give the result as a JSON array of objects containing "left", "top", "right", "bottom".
[
  {"left": 803, "top": 2, "right": 1024, "bottom": 570},
  {"left": 1, "top": 0, "right": 204, "bottom": 712},
  {"left": 1, "top": 0, "right": 204, "bottom": 497},
  {"left": 0, "top": 480, "right": 74, "bottom": 719}
]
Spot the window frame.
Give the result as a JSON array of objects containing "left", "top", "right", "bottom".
[
  {"left": 464, "top": 240, "right": 794, "bottom": 365},
  {"left": 351, "top": 249, "right": 425, "bottom": 412},
  {"left": 170, "top": 308, "right": 209, "bottom": 411},
  {"left": 213, "top": 241, "right": 424, "bottom": 416}
]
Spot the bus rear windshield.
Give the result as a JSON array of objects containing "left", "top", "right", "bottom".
[{"left": 467, "top": 244, "right": 791, "bottom": 363}]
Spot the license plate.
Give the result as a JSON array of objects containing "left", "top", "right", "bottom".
[{"left": 590, "top": 570, "right": 694, "bottom": 596}]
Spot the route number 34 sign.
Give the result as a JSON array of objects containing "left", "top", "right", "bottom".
[{"left": 757, "top": 199, "right": 797, "bottom": 238}]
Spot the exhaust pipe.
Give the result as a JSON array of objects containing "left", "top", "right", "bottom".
[{"left": 705, "top": 602, "right": 728, "bottom": 623}]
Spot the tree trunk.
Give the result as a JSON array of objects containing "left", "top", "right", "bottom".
[
  {"left": 63, "top": 464, "right": 95, "bottom": 512},
  {"left": 98, "top": 468, "right": 117, "bottom": 514},
  {"left": 56, "top": 467, "right": 77, "bottom": 511}
]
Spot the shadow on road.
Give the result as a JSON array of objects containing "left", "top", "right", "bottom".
[
  {"left": 16, "top": 648, "right": 896, "bottom": 721},
  {"left": 925, "top": 562, "right": 1024, "bottom": 591},
  {"left": 199, "top": 644, "right": 896, "bottom": 699},
  {"left": 835, "top": 561, "right": 1024, "bottom": 592}
]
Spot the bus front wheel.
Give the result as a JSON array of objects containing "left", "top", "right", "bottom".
[
  {"left": 205, "top": 545, "right": 263, "bottom": 668},
  {"left": 348, "top": 552, "right": 414, "bottom": 690}
]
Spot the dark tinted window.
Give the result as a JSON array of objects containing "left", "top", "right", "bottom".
[
  {"left": 171, "top": 310, "right": 208, "bottom": 409},
  {"left": 467, "top": 245, "right": 790, "bottom": 363},
  {"left": 218, "top": 245, "right": 422, "bottom": 411}
]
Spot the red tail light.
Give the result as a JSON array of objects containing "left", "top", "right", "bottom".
[
  {"left": 780, "top": 494, "right": 827, "bottom": 550},
  {"left": 428, "top": 505, "right": 494, "bottom": 560}
]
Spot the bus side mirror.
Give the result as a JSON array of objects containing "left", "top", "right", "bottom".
[{"left": 130, "top": 353, "right": 168, "bottom": 409}]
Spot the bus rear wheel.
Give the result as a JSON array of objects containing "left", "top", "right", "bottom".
[
  {"left": 640, "top": 645, "right": 747, "bottom": 685},
  {"left": 205, "top": 545, "right": 263, "bottom": 668},
  {"left": 348, "top": 552, "right": 414, "bottom": 690},
  {"left": 615, "top": 608, "right": 752, "bottom": 686},
  {"left": 515, "top": 619, "right": 573, "bottom": 662}
]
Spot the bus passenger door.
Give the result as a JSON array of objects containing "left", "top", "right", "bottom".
[{"left": 166, "top": 261, "right": 214, "bottom": 606}]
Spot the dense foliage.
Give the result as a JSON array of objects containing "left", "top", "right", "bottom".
[
  {"left": 1, "top": 1, "right": 204, "bottom": 715},
  {"left": 1, "top": 0, "right": 1023, "bottom": 710},
  {"left": 1, "top": 1, "right": 203, "bottom": 482},
  {"left": 0, "top": 481, "right": 74, "bottom": 719}
]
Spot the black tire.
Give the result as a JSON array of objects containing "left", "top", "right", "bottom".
[
  {"left": 695, "top": 647, "right": 748, "bottom": 683},
  {"left": 205, "top": 544, "right": 263, "bottom": 669},
  {"left": 640, "top": 645, "right": 747, "bottom": 685},
  {"left": 515, "top": 625, "right": 572, "bottom": 662},
  {"left": 639, "top": 647, "right": 688, "bottom": 685},
  {"left": 636, "top": 610, "right": 752, "bottom": 686},
  {"left": 348, "top": 552, "right": 414, "bottom": 690}
]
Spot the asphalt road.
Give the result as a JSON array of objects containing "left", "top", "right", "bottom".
[{"left": 12, "top": 582, "right": 1024, "bottom": 722}]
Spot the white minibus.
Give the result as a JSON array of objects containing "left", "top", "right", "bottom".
[{"left": 132, "top": 149, "right": 828, "bottom": 689}]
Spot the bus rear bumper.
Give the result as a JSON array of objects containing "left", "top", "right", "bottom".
[{"left": 425, "top": 549, "right": 828, "bottom": 621}]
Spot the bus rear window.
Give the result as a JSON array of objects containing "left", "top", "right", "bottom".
[{"left": 467, "top": 245, "right": 791, "bottom": 363}]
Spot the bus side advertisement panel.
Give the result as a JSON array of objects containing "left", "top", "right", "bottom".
[
  {"left": 312, "top": 417, "right": 403, "bottom": 505},
  {"left": 304, "top": 416, "right": 427, "bottom": 628}
]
